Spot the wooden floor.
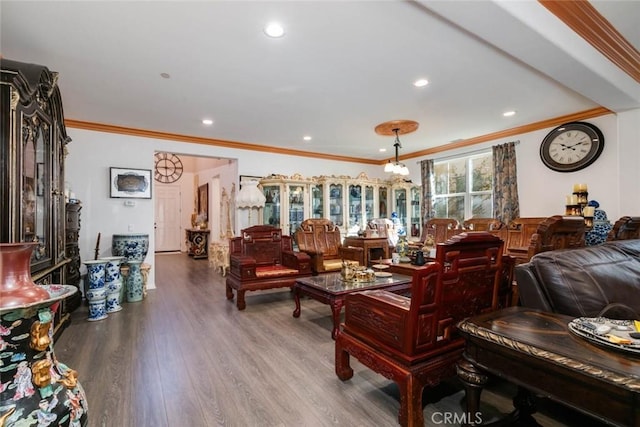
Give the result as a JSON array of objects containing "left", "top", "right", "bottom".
[{"left": 55, "top": 253, "right": 608, "bottom": 427}]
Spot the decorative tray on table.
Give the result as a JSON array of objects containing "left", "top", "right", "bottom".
[{"left": 568, "top": 317, "right": 640, "bottom": 356}]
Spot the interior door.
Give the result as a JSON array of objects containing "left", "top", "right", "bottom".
[{"left": 155, "top": 185, "right": 181, "bottom": 252}]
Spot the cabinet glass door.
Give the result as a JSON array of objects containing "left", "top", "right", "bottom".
[
  {"left": 394, "top": 188, "right": 407, "bottom": 234},
  {"left": 22, "top": 118, "right": 51, "bottom": 266},
  {"left": 364, "top": 185, "right": 374, "bottom": 223},
  {"left": 329, "top": 183, "right": 344, "bottom": 227},
  {"left": 379, "top": 186, "right": 388, "bottom": 218},
  {"left": 410, "top": 187, "right": 421, "bottom": 238},
  {"left": 311, "top": 184, "right": 323, "bottom": 218},
  {"left": 288, "top": 185, "right": 305, "bottom": 235},
  {"left": 348, "top": 184, "right": 362, "bottom": 231},
  {"left": 263, "top": 185, "right": 281, "bottom": 227}
]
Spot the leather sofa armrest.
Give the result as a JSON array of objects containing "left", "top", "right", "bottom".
[
  {"left": 514, "top": 263, "right": 553, "bottom": 312},
  {"left": 229, "top": 254, "right": 256, "bottom": 279}
]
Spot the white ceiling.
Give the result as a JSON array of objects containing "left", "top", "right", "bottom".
[{"left": 1, "top": 1, "right": 638, "bottom": 163}]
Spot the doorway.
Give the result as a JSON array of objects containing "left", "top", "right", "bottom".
[{"left": 155, "top": 185, "right": 182, "bottom": 252}]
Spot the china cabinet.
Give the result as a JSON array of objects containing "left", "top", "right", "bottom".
[
  {"left": 388, "top": 176, "right": 422, "bottom": 240},
  {"left": 1, "top": 59, "right": 74, "bottom": 337},
  {"left": 259, "top": 173, "right": 421, "bottom": 239},
  {"left": 260, "top": 173, "right": 316, "bottom": 236}
]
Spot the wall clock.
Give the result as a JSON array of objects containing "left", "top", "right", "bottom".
[
  {"left": 154, "top": 152, "right": 184, "bottom": 183},
  {"left": 539, "top": 122, "right": 604, "bottom": 172}
]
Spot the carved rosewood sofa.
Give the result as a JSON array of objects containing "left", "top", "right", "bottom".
[
  {"left": 294, "top": 218, "right": 363, "bottom": 275},
  {"left": 226, "top": 225, "right": 311, "bottom": 310},
  {"left": 335, "top": 232, "right": 513, "bottom": 426}
]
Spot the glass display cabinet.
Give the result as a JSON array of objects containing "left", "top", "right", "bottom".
[
  {"left": 329, "top": 183, "right": 344, "bottom": 228},
  {"left": 410, "top": 186, "right": 421, "bottom": 238},
  {"left": 311, "top": 183, "right": 324, "bottom": 218},
  {"left": 1, "top": 58, "right": 77, "bottom": 337}
]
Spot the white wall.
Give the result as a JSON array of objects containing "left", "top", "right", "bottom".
[
  {"left": 65, "top": 111, "right": 638, "bottom": 290},
  {"left": 65, "top": 128, "right": 382, "bottom": 289},
  {"left": 413, "top": 113, "right": 625, "bottom": 221}
]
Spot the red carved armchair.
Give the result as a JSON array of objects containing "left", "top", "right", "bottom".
[
  {"left": 294, "top": 218, "right": 364, "bottom": 275},
  {"left": 607, "top": 216, "right": 640, "bottom": 241},
  {"left": 335, "top": 232, "right": 513, "bottom": 426},
  {"left": 226, "top": 225, "right": 311, "bottom": 310}
]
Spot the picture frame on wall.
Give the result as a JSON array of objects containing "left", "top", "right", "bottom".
[
  {"left": 110, "top": 167, "right": 152, "bottom": 199},
  {"left": 198, "top": 183, "right": 209, "bottom": 221}
]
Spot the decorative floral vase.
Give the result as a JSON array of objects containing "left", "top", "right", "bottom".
[
  {"left": 0, "top": 242, "right": 89, "bottom": 426},
  {"left": 111, "top": 234, "right": 149, "bottom": 263},
  {"left": 100, "top": 256, "right": 124, "bottom": 313},
  {"left": 125, "top": 261, "right": 144, "bottom": 303},
  {"left": 83, "top": 260, "right": 108, "bottom": 322}
]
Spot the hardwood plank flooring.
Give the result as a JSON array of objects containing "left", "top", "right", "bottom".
[{"left": 54, "top": 253, "right": 608, "bottom": 427}]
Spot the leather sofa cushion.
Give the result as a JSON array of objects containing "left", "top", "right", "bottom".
[{"left": 526, "top": 240, "right": 640, "bottom": 318}]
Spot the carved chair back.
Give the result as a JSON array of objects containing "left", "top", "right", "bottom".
[
  {"left": 229, "top": 225, "right": 292, "bottom": 267},
  {"left": 295, "top": 218, "right": 342, "bottom": 259},
  {"left": 419, "top": 218, "right": 461, "bottom": 245},
  {"left": 527, "top": 215, "right": 585, "bottom": 259},
  {"left": 462, "top": 217, "right": 504, "bottom": 232},
  {"left": 608, "top": 216, "right": 640, "bottom": 241}
]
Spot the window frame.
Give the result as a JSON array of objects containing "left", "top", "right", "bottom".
[{"left": 432, "top": 151, "right": 493, "bottom": 221}]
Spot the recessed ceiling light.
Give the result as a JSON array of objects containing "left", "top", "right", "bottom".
[
  {"left": 160, "top": 72, "right": 171, "bottom": 79},
  {"left": 379, "top": 148, "right": 387, "bottom": 152},
  {"left": 413, "top": 79, "right": 429, "bottom": 87},
  {"left": 303, "top": 135, "right": 312, "bottom": 141},
  {"left": 264, "top": 22, "right": 285, "bottom": 38},
  {"left": 503, "top": 111, "right": 516, "bottom": 117},
  {"left": 202, "top": 119, "right": 213, "bottom": 125}
]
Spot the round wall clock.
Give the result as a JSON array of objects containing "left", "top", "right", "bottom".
[
  {"left": 154, "top": 152, "right": 184, "bottom": 183},
  {"left": 539, "top": 121, "right": 604, "bottom": 172}
]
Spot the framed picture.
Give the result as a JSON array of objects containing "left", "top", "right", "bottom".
[
  {"left": 239, "top": 175, "right": 262, "bottom": 189},
  {"left": 198, "top": 183, "right": 209, "bottom": 220},
  {"left": 110, "top": 167, "right": 152, "bottom": 198}
]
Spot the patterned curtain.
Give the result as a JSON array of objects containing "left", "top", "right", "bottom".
[
  {"left": 420, "top": 159, "right": 434, "bottom": 225},
  {"left": 492, "top": 142, "right": 520, "bottom": 224}
]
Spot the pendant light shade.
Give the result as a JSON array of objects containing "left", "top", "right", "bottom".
[{"left": 375, "top": 120, "right": 418, "bottom": 176}]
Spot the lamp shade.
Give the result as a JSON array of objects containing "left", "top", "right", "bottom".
[{"left": 236, "top": 179, "right": 266, "bottom": 209}]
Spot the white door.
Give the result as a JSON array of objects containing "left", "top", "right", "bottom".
[{"left": 155, "top": 185, "right": 182, "bottom": 252}]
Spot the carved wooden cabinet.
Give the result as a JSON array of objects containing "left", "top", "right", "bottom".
[
  {"left": 1, "top": 58, "right": 73, "bottom": 337},
  {"left": 258, "top": 173, "right": 421, "bottom": 239},
  {"left": 65, "top": 201, "right": 83, "bottom": 311},
  {"left": 186, "top": 228, "right": 210, "bottom": 259}
]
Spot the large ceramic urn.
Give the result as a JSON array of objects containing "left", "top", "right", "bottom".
[{"left": 0, "top": 242, "right": 88, "bottom": 426}]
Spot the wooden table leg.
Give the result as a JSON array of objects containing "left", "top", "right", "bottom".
[
  {"left": 293, "top": 286, "right": 301, "bottom": 318},
  {"left": 330, "top": 299, "right": 344, "bottom": 340}
]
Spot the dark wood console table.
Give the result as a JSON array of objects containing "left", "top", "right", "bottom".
[
  {"left": 185, "top": 229, "right": 210, "bottom": 259},
  {"left": 457, "top": 307, "right": 640, "bottom": 427}
]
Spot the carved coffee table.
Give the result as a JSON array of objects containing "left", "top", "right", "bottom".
[
  {"left": 457, "top": 307, "right": 640, "bottom": 426},
  {"left": 293, "top": 272, "right": 412, "bottom": 339}
]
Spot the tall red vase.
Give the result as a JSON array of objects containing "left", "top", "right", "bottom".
[
  {"left": 0, "top": 242, "right": 88, "bottom": 426},
  {"left": 0, "top": 242, "right": 50, "bottom": 307}
]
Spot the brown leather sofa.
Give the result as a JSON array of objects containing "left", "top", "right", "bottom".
[{"left": 515, "top": 239, "right": 640, "bottom": 319}]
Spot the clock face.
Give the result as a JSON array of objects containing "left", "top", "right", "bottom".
[
  {"left": 540, "top": 122, "right": 604, "bottom": 172},
  {"left": 154, "top": 152, "right": 184, "bottom": 183}
]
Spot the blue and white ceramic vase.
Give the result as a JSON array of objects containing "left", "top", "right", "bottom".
[
  {"left": 0, "top": 243, "right": 89, "bottom": 426},
  {"left": 83, "top": 260, "right": 108, "bottom": 321},
  {"left": 100, "top": 256, "right": 125, "bottom": 313},
  {"left": 125, "top": 261, "right": 144, "bottom": 303},
  {"left": 111, "top": 234, "right": 149, "bottom": 263}
]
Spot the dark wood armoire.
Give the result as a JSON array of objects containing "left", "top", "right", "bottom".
[{"left": 0, "top": 58, "right": 80, "bottom": 337}]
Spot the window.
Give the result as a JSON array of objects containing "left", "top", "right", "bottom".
[{"left": 433, "top": 152, "right": 493, "bottom": 223}]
